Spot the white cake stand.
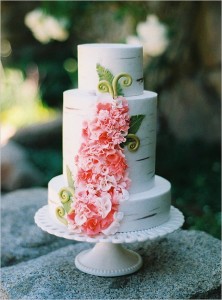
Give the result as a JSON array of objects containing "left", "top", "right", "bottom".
[{"left": 34, "top": 205, "right": 184, "bottom": 277}]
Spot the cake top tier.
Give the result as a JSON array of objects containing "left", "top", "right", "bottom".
[{"left": 78, "top": 44, "right": 144, "bottom": 97}]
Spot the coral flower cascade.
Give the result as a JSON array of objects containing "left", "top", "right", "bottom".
[{"left": 68, "top": 96, "right": 131, "bottom": 236}]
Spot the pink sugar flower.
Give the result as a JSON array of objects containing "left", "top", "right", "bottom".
[
  {"left": 98, "top": 109, "right": 110, "bottom": 121},
  {"left": 82, "top": 217, "right": 102, "bottom": 236},
  {"left": 82, "top": 120, "right": 90, "bottom": 140},
  {"left": 106, "top": 150, "right": 127, "bottom": 176},
  {"left": 71, "top": 96, "right": 131, "bottom": 236},
  {"left": 100, "top": 165, "right": 109, "bottom": 176},
  {"left": 97, "top": 101, "right": 112, "bottom": 113},
  {"left": 67, "top": 210, "right": 75, "bottom": 223},
  {"left": 77, "top": 168, "right": 93, "bottom": 183},
  {"left": 98, "top": 132, "right": 112, "bottom": 147},
  {"left": 101, "top": 211, "right": 124, "bottom": 235},
  {"left": 92, "top": 194, "right": 112, "bottom": 218},
  {"left": 97, "top": 174, "right": 117, "bottom": 192},
  {"left": 100, "top": 209, "right": 115, "bottom": 230}
]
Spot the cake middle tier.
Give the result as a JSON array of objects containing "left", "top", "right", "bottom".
[{"left": 63, "top": 89, "right": 157, "bottom": 194}]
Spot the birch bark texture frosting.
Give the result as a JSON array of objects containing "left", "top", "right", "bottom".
[{"left": 78, "top": 44, "right": 144, "bottom": 97}]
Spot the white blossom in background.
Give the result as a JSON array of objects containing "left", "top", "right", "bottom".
[
  {"left": 127, "top": 15, "right": 169, "bottom": 57},
  {"left": 24, "top": 9, "right": 69, "bottom": 44}
]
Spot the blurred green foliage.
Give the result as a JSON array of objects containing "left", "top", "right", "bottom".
[
  {"left": 156, "top": 132, "right": 221, "bottom": 239},
  {"left": 27, "top": 148, "right": 62, "bottom": 187},
  {"left": 2, "top": 1, "right": 151, "bottom": 107},
  {"left": 1, "top": 68, "right": 57, "bottom": 127}
]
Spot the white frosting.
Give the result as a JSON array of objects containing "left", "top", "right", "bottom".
[
  {"left": 63, "top": 89, "right": 157, "bottom": 194},
  {"left": 78, "top": 44, "right": 144, "bottom": 97},
  {"left": 47, "top": 43, "right": 171, "bottom": 236},
  {"left": 48, "top": 175, "right": 171, "bottom": 232}
]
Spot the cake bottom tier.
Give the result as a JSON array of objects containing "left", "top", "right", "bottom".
[{"left": 48, "top": 175, "right": 171, "bottom": 233}]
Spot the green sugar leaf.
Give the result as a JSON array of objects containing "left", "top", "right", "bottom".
[
  {"left": 128, "top": 115, "right": 146, "bottom": 134},
  {"left": 96, "top": 64, "right": 123, "bottom": 96},
  {"left": 116, "top": 82, "right": 124, "bottom": 96},
  {"left": 96, "top": 63, "right": 113, "bottom": 85},
  {"left": 63, "top": 200, "right": 72, "bottom": 214},
  {"left": 66, "top": 165, "right": 74, "bottom": 190}
]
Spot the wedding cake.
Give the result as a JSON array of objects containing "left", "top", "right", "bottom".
[{"left": 48, "top": 44, "right": 171, "bottom": 236}]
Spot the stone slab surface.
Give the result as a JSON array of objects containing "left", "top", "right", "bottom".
[
  {"left": 1, "top": 141, "right": 44, "bottom": 191},
  {"left": 1, "top": 230, "right": 221, "bottom": 299},
  {"left": 1, "top": 188, "right": 73, "bottom": 267}
]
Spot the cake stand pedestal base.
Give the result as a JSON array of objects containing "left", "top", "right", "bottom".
[
  {"left": 75, "top": 242, "right": 142, "bottom": 277},
  {"left": 34, "top": 206, "right": 184, "bottom": 277}
]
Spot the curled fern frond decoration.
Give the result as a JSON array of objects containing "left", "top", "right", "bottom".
[
  {"left": 113, "top": 73, "right": 132, "bottom": 98},
  {"left": 55, "top": 206, "right": 68, "bottom": 225},
  {"left": 97, "top": 80, "right": 114, "bottom": 99},
  {"left": 126, "top": 133, "right": 140, "bottom": 152},
  {"left": 97, "top": 73, "right": 132, "bottom": 99},
  {"left": 59, "top": 187, "right": 74, "bottom": 204},
  {"left": 96, "top": 64, "right": 132, "bottom": 99}
]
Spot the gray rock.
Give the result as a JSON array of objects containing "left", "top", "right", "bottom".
[
  {"left": 1, "top": 188, "right": 73, "bottom": 267},
  {"left": 159, "top": 78, "right": 221, "bottom": 142},
  {"left": 10, "top": 117, "right": 62, "bottom": 149},
  {"left": 1, "top": 230, "right": 221, "bottom": 299},
  {"left": 0, "top": 288, "right": 9, "bottom": 300},
  {"left": 1, "top": 141, "right": 44, "bottom": 191}
]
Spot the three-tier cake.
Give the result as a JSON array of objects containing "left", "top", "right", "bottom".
[{"left": 48, "top": 44, "right": 171, "bottom": 236}]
